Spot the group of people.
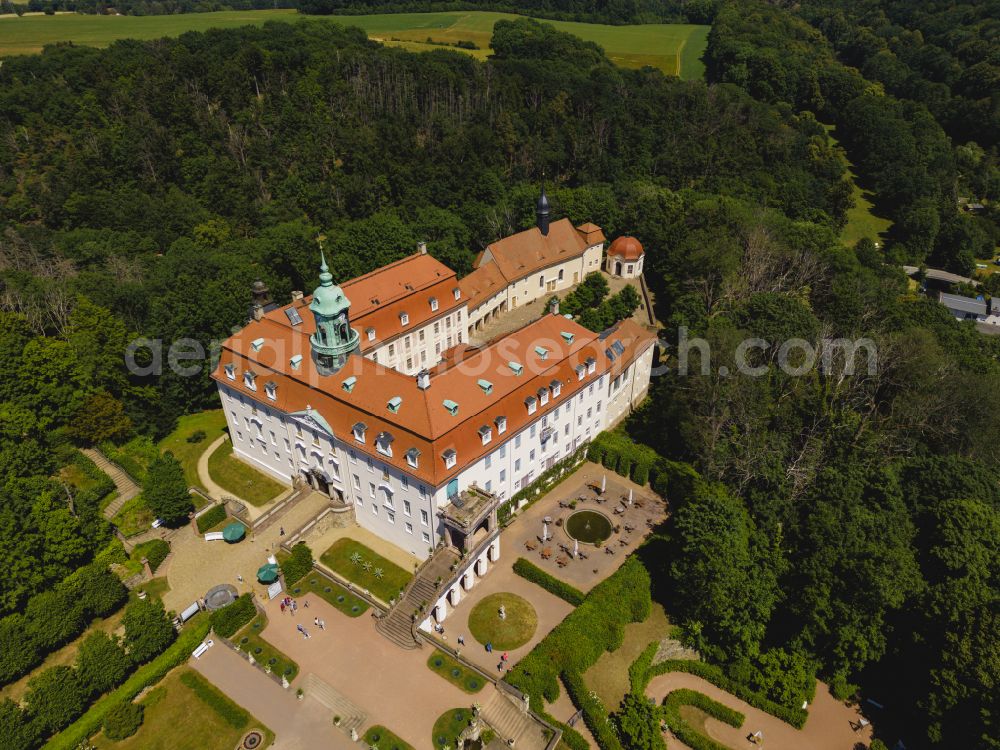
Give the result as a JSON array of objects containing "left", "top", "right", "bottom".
[{"left": 279, "top": 595, "right": 327, "bottom": 636}]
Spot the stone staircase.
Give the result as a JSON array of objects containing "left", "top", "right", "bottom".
[
  {"left": 480, "top": 686, "right": 552, "bottom": 750},
  {"left": 301, "top": 673, "right": 366, "bottom": 733},
  {"left": 83, "top": 447, "right": 140, "bottom": 519},
  {"left": 375, "top": 547, "right": 459, "bottom": 650}
]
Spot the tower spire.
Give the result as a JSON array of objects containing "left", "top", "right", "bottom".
[
  {"left": 536, "top": 178, "right": 550, "bottom": 236},
  {"left": 308, "top": 236, "right": 359, "bottom": 375}
]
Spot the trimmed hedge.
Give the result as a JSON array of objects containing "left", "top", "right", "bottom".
[
  {"left": 209, "top": 594, "right": 256, "bottom": 638},
  {"left": 628, "top": 641, "right": 660, "bottom": 694},
  {"left": 562, "top": 670, "right": 622, "bottom": 750},
  {"left": 662, "top": 688, "right": 744, "bottom": 750},
  {"left": 45, "top": 618, "right": 212, "bottom": 750},
  {"left": 280, "top": 542, "right": 313, "bottom": 586},
  {"left": 647, "top": 660, "right": 807, "bottom": 728},
  {"left": 196, "top": 504, "right": 227, "bottom": 534},
  {"left": 507, "top": 556, "right": 651, "bottom": 705},
  {"left": 179, "top": 670, "right": 249, "bottom": 730},
  {"left": 512, "top": 558, "right": 585, "bottom": 606},
  {"left": 586, "top": 433, "right": 702, "bottom": 504},
  {"left": 133, "top": 539, "right": 170, "bottom": 573}
]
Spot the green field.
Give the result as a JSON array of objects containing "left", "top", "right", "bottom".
[
  {"left": 0, "top": 10, "right": 709, "bottom": 78},
  {"left": 825, "top": 123, "right": 893, "bottom": 248}
]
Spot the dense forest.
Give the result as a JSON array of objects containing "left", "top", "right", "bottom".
[{"left": 0, "top": 4, "right": 998, "bottom": 749}]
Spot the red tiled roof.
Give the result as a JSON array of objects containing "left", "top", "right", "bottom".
[
  {"left": 480, "top": 219, "right": 604, "bottom": 284},
  {"left": 608, "top": 236, "right": 644, "bottom": 262}
]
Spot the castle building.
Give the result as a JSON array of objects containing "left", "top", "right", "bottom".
[{"left": 213, "top": 196, "right": 655, "bottom": 563}]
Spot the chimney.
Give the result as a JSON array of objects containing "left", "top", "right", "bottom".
[
  {"left": 416, "top": 369, "right": 431, "bottom": 390},
  {"left": 291, "top": 290, "right": 304, "bottom": 302},
  {"left": 549, "top": 297, "right": 559, "bottom": 316},
  {"left": 253, "top": 306, "right": 265, "bottom": 321},
  {"left": 417, "top": 241, "right": 428, "bottom": 255}
]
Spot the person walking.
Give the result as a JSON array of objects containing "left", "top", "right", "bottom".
[
  {"left": 279, "top": 526, "right": 285, "bottom": 536},
  {"left": 486, "top": 642, "right": 493, "bottom": 653},
  {"left": 280, "top": 601, "right": 286, "bottom": 614},
  {"left": 457, "top": 635, "right": 465, "bottom": 646},
  {"left": 318, "top": 619, "right": 326, "bottom": 631}
]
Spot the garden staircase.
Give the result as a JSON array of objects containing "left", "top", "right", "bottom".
[
  {"left": 375, "top": 546, "right": 459, "bottom": 650},
  {"left": 301, "top": 673, "right": 366, "bottom": 733},
  {"left": 480, "top": 686, "right": 551, "bottom": 750},
  {"left": 83, "top": 447, "right": 140, "bottom": 519}
]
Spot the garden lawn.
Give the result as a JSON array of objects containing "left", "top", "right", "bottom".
[
  {"left": 207, "top": 440, "right": 284, "bottom": 506},
  {"left": 157, "top": 410, "right": 228, "bottom": 492},
  {"left": 427, "top": 650, "right": 486, "bottom": 694},
  {"left": 468, "top": 592, "right": 538, "bottom": 650},
  {"left": 234, "top": 614, "right": 298, "bottom": 681},
  {"left": 825, "top": 123, "right": 893, "bottom": 247},
  {"left": 431, "top": 707, "right": 474, "bottom": 749},
  {"left": 111, "top": 494, "right": 154, "bottom": 537},
  {"left": 91, "top": 667, "right": 273, "bottom": 750},
  {"left": 319, "top": 538, "right": 412, "bottom": 603},
  {"left": 584, "top": 601, "right": 671, "bottom": 710},
  {"left": 0, "top": 11, "right": 711, "bottom": 77},
  {"left": 286, "top": 573, "right": 370, "bottom": 618},
  {"left": 363, "top": 725, "right": 414, "bottom": 750}
]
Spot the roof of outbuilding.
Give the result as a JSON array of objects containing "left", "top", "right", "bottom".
[{"left": 608, "top": 235, "right": 644, "bottom": 262}]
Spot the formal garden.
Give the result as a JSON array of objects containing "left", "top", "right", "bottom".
[
  {"left": 468, "top": 593, "right": 538, "bottom": 651},
  {"left": 319, "top": 538, "right": 412, "bottom": 603},
  {"left": 362, "top": 724, "right": 414, "bottom": 750},
  {"left": 233, "top": 614, "right": 299, "bottom": 682},
  {"left": 90, "top": 667, "right": 273, "bottom": 750},
  {"left": 431, "top": 707, "right": 475, "bottom": 749},
  {"left": 426, "top": 650, "right": 485, "bottom": 694}
]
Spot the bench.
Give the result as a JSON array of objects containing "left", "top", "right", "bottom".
[
  {"left": 192, "top": 639, "right": 214, "bottom": 659},
  {"left": 203, "top": 532, "right": 225, "bottom": 541}
]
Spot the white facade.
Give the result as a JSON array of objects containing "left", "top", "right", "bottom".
[
  {"left": 605, "top": 252, "right": 644, "bottom": 279},
  {"left": 496, "top": 243, "right": 604, "bottom": 311},
  {"left": 364, "top": 304, "right": 468, "bottom": 374},
  {"left": 217, "top": 335, "right": 651, "bottom": 561}
]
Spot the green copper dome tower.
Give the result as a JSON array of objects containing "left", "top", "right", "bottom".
[{"left": 309, "top": 249, "right": 359, "bottom": 375}]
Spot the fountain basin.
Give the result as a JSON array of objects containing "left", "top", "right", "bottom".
[{"left": 564, "top": 510, "right": 613, "bottom": 544}]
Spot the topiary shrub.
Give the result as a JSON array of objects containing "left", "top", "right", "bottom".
[
  {"left": 210, "top": 594, "right": 256, "bottom": 638},
  {"left": 280, "top": 542, "right": 314, "bottom": 585},
  {"left": 103, "top": 701, "right": 144, "bottom": 740}
]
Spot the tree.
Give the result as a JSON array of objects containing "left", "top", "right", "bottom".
[
  {"left": 669, "top": 482, "right": 781, "bottom": 660},
  {"left": 0, "top": 698, "right": 37, "bottom": 750},
  {"left": 615, "top": 692, "right": 663, "bottom": 750},
  {"left": 75, "top": 631, "right": 130, "bottom": 697},
  {"left": 68, "top": 392, "right": 132, "bottom": 445},
  {"left": 103, "top": 701, "right": 144, "bottom": 741},
  {"left": 0, "top": 615, "right": 40, "bottom": 685},
  {"left": 24, "top": 588, "right": 84, "bottom": 652},
  {"left": 143, "top": 452, "right": 192, "bottom": 527},
  {"left": 122, "top": 598, "right": 176, "bottom": 664},
  {"left": 24, "top": 665, "right": 86, "bottom": 736}
]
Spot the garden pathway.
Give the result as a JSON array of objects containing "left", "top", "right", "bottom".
[
  {"left": 191, "top": 642, "right": 353, "bottom": 750},
  {"left": 646, "top": 673, "right": 873, "bottom": 750},
  {"left": 83, "top": 447, "right": 139, "bottom": 519}
]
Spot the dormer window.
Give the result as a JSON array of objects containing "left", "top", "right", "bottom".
[
  {"left": 353, "top": 422, "right": 367, "bottom": 443},
  {"left": 366, "top": 327, "right": 376, "bottom": 342},
  {"left": 342, "top": 376, "right": 357, "bottom": 393},
  {"left": 224, "top": 363, "right": 236, "bottom": 380},
  {"left": 244, "top": 371, "right": 257, "bottom": 390},
  {"left": 479, "top": 425, "right": 492, "bottom": 445},
  {"left": 290, "top": 354, "right": 303, "bottom": 371},
  {"left": 576, "top": 364, "right": 585, "bottom": 381},
  {"left": 406, "top": 447, "right": 420, "bottom": 469},
  {"left": 561, "top": 331, "right": 575, "bottom": 345},
  {"left": 400, "top": 312, "right": 410, "bottom": 326},
  {"left": 453, "top": 287, "right": 461, "bottom": 301},
  {"left": 442, "top": 448, "right": 457, "bottom": 469},
  {"left": 477, "top": 379, "right": 493, "bottom": 395},
  {"left": 387, "top": 396, "right": 402, "bottom": 414},
  {"left": 525, "top": 396, "right": 537, "bottom": 415},
  {"left": 586, "top": 356, "right": 597, "bottom": 375},
  {"left": 429, "top": 297, "right": 439, "bottom": 312},
  {"left": 251, "top": 337, "right": 265, "bottom": 352},
  {"left": 443, "top": 399, "right": 459, "bottom": 417},
  {"left": 264, "top": 381, "right": 277, "bottom": 401},
  {"left": 535, "top": 346, "right": 549, "bottom": 360},
  {"left": 376, "top": 431, "right": 394, "bottom": 457},
  {"left": 495, "top": 416, "right": 507, "bottom": 434},
  {"left": 508, "top": 361, "right": 523, "bottom": 376},
  {"left": 550, "top": 379, "right": 562, "bottom": 398}
]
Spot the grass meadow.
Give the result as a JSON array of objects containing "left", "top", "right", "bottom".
[{"left": 0, "top": 10, "right": 709, "bottom": 77}]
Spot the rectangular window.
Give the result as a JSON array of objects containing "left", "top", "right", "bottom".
[
  {"left": 420, "top": 510, "right": 429, "bottom": 526},
  {"left": 485, "top": 454, "right": 492, "bottom": 469},
  {"left": 404, "top": 500, "right": 411, "bottom": 515},
  {"left": 349, "top": 449, "right": 357, "bottom": 463},
  {"left": 387, "top": 512, "right": 395, "bottom": 525},
  {"left": 485, "top": 480, "right": 492, "bottom": 493},
  {"left": 530, "top": 424, "right": 537, "bottom": 438},
  {"left": 369, "top": 482, "right": 376, "bottom": 498},
  {"left": 515, "top": 435, "right": 521, "bottom": 449},
  {"left": 406, "top": 522, "right": 413, "bottom": 534},
  {"left": 529, "top": 450, "right": 536, "bottom": 462},
  {"left": 402, "top": 475, "right": 409, "bottom": 490},
  {"left": 422, "top": 532, "right": 431, "bottom": 544},
  {"left": 515, "top": 459, "right": 521, "bottom": 472},
  {"left": 500, "top": 469, "right": 506, "bottom": 483}
]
